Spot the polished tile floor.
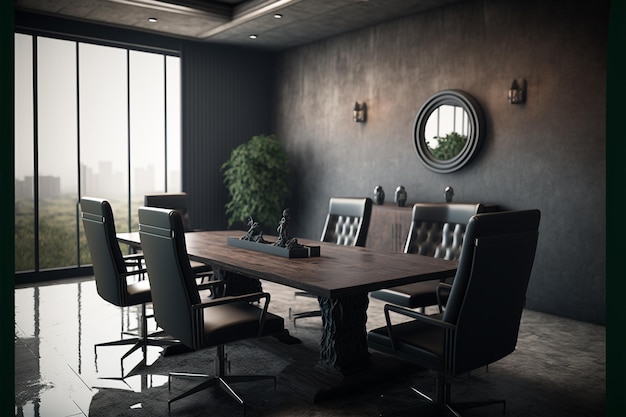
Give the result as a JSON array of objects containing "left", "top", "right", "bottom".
[
  {"left": 14, "top": 277, "right": 350, "bottom": 417},
  {"left": 15, "top": 278, "right": 167, "bottom": 417},
  {"left": 15, "top": 277, "right": 607, "bottom": 417}
]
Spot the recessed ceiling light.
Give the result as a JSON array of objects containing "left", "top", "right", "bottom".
[
  {"left": 249, "top": 34, "right": 258, "bottom": 39},
  {"left": 148, "top": 17, "right": 158, "bottom": 23},
  {"left": 274, "top": 13, "right": 282, "bottom": 19}
]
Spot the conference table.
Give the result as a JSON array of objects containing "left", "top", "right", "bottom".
[{"left": 117, "top": 230, "right": 457, "bottom": 385}]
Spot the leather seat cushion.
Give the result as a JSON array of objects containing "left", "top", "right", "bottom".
[
  {"left": 202, "top": 302, "right": 284, "bottom": 347},
  {"left": 126, "top": 278, "right": 152, "bottom": 305},
  {"left": 368, "top": 318, "right": 445, "bottom": 371}
]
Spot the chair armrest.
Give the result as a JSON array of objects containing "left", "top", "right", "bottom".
[
  {"left": 194, "top": 270, "right": 214, "bottom": 281},
  {"left": 121, "top": 268, "right": 148, "bottom": 278},
  {"left": 123, "top": 253, "right": 144, "bottom": 261},
  {"left": 384, "top": 303, "right": 455, "bottom": 330},
  {"left": 383, "top": 303, "right": 455, "bottom": 354},
  {"left": 436, "top": 282, "right": 452, "bottom": 312},
  {"left": 196, "top": 279, "right": 225, "bottom": 292},
  {"left": 192, "top": 291, "right": 268, "bottom": 309},
  {"left": 123, "top": 253, "right": 145, "bottom": 268}
]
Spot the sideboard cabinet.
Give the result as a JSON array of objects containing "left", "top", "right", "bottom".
[
  {"left": 366, "top": 202, "right": 499, "bottom": 253},
  {"left": 366, "top": 203, "right": 413, "bottom": 253}
]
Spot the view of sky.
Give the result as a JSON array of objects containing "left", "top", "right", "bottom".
[{"left": 14, "top": 33, "right": 181, "bottom": 195}]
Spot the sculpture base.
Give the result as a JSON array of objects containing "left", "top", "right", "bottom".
[{"left": 227, "top": 237, "right": 320, "bottom": 258}]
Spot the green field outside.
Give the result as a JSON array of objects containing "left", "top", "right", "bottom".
[{"left": 15, "top": 195, "right": 143, "bottom": 272}]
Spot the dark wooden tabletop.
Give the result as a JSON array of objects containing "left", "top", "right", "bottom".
[{"left": 118, "top": 230, "right": 457, "bottom": 299}]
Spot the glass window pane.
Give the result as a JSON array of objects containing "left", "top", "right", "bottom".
[
  {"left": 78, "top": 43, "right": 130, "bottom": 247},
  {"left": 15, "top": 32, "right": 180, "bottom": 275},
  {"left": 37, "top": 37, "right": 78, "bottom": 270},
  {"left": 15, "top": 33, "right": 35, "bottom": 272},
  {"left": 129, "top": 50, "right": 165, "bottom": 229},
  {"left": 166, "top": 55, "right": 181, "bottom": 193}
]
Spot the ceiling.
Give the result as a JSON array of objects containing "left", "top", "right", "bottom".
[{"left": 15, "top": 0, "right": 463, "bottom": 50}]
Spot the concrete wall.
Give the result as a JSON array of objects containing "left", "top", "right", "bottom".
[{"left": 274, "top": 0, "right": 608, "bottom": 324}]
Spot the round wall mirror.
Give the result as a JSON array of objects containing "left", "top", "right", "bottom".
[{"left": 413, "top": 90, "right": 485, "bottom": 173}]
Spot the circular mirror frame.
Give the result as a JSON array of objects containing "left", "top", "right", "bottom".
[{"left": 413, "top": 89, "right": 485, "bottom": 174}]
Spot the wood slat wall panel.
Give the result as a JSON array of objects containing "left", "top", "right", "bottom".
[{"left": 181, "top": 42, "right": 277, "bottom": 231}]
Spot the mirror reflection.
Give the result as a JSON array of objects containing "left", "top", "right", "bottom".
[
  {"left": 424, "top": 104, "right": 470, "bottom": 161},
  {"left": 413, "top": 89, "right": 485, "bottom": 174}
]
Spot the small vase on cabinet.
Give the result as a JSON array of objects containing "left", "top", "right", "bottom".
[
  {"left": 394, "top": 186, "right": 407, "bottom": 207},
  {"left": 374, "top": 186, "right": 385, "bottom": 205}
]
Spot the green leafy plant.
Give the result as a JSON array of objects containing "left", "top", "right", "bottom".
[
  {"left": 429, "top": 131, "right": 467, "bottom": 161},
  {"left": 222, "top": 134, "right": 291, "bottom": 231}
]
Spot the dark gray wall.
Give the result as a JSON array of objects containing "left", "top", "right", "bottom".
[
  {"left": 181, "top": 41, "right": 277, "bottom": 231},
  {"left": 274, "top": 0, "right": 608, "bottom": 324}
]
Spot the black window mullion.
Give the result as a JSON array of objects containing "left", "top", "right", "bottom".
[
  {"left": 32, "top": 35, "right": 40, "bottom": 272},
  {"left": 127, "top": 49, "right": 132, "bottom": 233},
  {"left": 163, "top": 55, "right": 168, "bottom": 192},
  {"left": 75, "top": 41, "right": 82, "bottom": 267}
]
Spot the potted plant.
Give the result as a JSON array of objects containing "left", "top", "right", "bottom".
[{"left": 222, "top": 134, "right": 291, "bottom": 232}]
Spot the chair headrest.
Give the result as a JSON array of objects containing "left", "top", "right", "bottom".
[
  {"left": 328, "top": 197, "right": 372, "bottom": 218},
  {"left": 410, "top": 203, "right": 485, "bottom": 224},
  {"left": 80, "top": 197, "right": 109, "bottom": 218}
]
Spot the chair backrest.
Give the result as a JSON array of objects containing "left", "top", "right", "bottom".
[
  {"left": 404, "top": 203, "right": 486, "bottom": 260},
  {"left": 144, "top": 192, "right": 192, "bottom": 231},
  {"left": 80, "top": 197, "right": 128, "bottom": 306},
  {"left": 138, "top": 206, "right": 200, "bottom": 348},
  {"left": 442, "top": 209, "right": 541, "bottom": 374},
  {"left": 320, "top": 197, "right": 373, "bottom": 247}
]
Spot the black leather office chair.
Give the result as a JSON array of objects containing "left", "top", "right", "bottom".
[
  {"left": 138, "top": 206, "right": 285, "bottom": 413},
  {"left": 144, "top": 192, "right": 193, "bottom": 231},
  {"left": 144, "top": 191, "right": 213, "bottom": 278},
  {"left": 80, "top": 197, "right": 179, "bottom": 376},
  {"left": 368, "top": 209, "right": 540, "bottom": 416},
  {"left": 290, "top": 197, "right": 372, "bottom": 324},
  {"left": 370, "top": 203, "right": 486, "bottom": 313},
  {"left": 320, "top": 197, "right": 373, "bottom": 247}
]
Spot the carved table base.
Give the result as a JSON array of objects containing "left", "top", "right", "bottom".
[{"left": 319, "top": 293, "right": 371, "bottom": 373}]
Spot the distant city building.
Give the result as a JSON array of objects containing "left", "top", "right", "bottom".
[
  {"left": 15, "top": 177, "right": 33, "bottom": 199},
  {"left": 133, "top": 165, "right": 156, "bottom": 195},
  {"left": 80, "top": 164, "right": 94, "bottom": 196},
  {"left": 80, "top": 162, "right": 127, "bottom": 196},
  {"left": 16, "top": 163, "right": 165, "bottom": 200},
  {"left": 39, "top": 176, "right": 61, "bottom": 198},
  {"left": 15, "top": 176, "right": 61, "bottom": 199}
]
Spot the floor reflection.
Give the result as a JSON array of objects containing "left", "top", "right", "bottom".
[{"left": 15, "top": 279, "right": 169, "bottom": 417}]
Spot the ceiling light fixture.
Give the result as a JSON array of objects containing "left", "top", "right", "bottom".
[
  {"left": 249, "top": 34, "right": 258, "bottom": 39},
  {"left": 274, "top": 13, "right": 283, "bottom": 19},
  {"left": 199, "top": 0, "right": 292, "bottom": 38},
  {"left": 147, "top": 17, "right": 158, "bottom": 23}
]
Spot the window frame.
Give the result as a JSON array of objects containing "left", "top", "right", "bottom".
[{"left": 14, "top": 28, "right": 182, "bottom": 284}]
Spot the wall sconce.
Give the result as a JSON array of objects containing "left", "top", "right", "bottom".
[
  {"left": 353, "top": 102, "right": 367, "bottom": 123},
  {"left": 508, "top": 79, "right": 526, "bottom": 104}
]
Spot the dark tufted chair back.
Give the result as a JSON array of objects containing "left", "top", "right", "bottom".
[
  {"left": 321, "top": 197, "right": 373, "bottom": 247},
  {"left": 404, "top": 203, "right": 486, "bottom": 260}
]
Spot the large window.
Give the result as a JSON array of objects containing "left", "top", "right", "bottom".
[{"left": 14, "top": 33, "right": 181, "bottom": 277}]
